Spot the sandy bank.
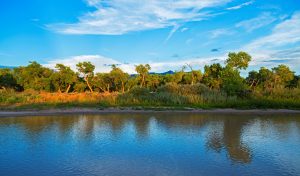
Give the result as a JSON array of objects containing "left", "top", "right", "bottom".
[{"left": 0, "top": 108, "right": 300, "bottom": 117}]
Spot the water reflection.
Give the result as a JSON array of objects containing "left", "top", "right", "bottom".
[{"left": 0, "top": 113, "right": 300, "bottom": 175}]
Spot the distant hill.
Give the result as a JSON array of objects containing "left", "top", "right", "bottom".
[
  {"left": 0, "top": 65, "right": 15, "bottom": 69},
  {"left": 150, "top": 70, "right": 175, "bottom": 75}
]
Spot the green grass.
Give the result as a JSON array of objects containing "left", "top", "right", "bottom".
[{"left": 0, "top": 85, "right": 300, "bottom": 110}]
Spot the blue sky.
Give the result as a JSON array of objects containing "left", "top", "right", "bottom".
[{"left": 0, "top": 0, "right": 300, "bottom": 73}]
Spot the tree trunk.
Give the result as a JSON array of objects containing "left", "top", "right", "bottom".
[
  {"left": 66, "top": 84, "right": 71, "bottom": 93},
  {"left": 140, "top": 75, "right": 145, "bottom": 88},
  {"left": 121, "top": 81, "right": 125, "bottom": 93},
  {"left": 85, "top": 76, "right": 93, "bottom": 93},
  {"left": 106, "top": 84, "right": 110, "bottom": 92}
]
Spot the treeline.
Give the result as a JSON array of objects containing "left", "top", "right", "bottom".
[{"left": 0, "top": 51, "right": 299, "bottom": 98}]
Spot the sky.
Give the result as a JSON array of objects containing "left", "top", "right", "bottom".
[{"left": 0, "top": 0, "right": 300, "bottom": 74}]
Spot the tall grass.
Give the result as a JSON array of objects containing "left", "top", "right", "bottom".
[{"left": 0, "top": 84, "right": 300, "bottom": 109}]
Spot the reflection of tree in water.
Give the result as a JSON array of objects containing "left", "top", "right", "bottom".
[
  {"left": 131, "top": 116, "right": 150, "bottom": 140},
  {"left": 1, "top": 113, "right": 299, "bottom": 162},
  {"left": 207, "top": 117, "right": 252, "bottom": 164}
]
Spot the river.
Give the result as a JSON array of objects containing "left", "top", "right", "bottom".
[{"left": 0, "top": 113, "right": 300, "bottom": 175}]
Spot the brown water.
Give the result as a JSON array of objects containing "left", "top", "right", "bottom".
[{"left": 0, "top": 113, "right": 300, "bottom": 176}]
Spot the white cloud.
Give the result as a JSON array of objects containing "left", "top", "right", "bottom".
[
  {"left": 244, "top": 12, "right": 300, "bottom": 51},
  {"left": 235, "top": 12, "right": 277, "bottom": 32},
  {"left": 181, "top": 28, "right": 189, "bottom": 32},
  {"left": 209, "top": 28, "right": 235, "bottom": 39},
  {"left": 241, "top": 12, "right": 300, "bottom": 72},
  {"left": 48, "top": 0, "right": 232, "bottom": 35},
  {"left": 226, "top": 1, "right": 254, "bottom": 10},
  {"left": 44, "top": 54, "right": 227, "bottom": 74},
  {"left": 44, "top": 55, "right": 135, "bottom": 74},
  {"left": 165, "top": 24, "right": 181, "bottom": 43}
]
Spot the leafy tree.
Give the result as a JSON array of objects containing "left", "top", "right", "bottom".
[
  {"left": 226, "top": 51, "right": 252, "bottom": 70},
  {"left": 110, "top": 65, "right": 129, "bottom": 93},
  {"left": 76, "top": 62, "right": 95, "bottom": 92},
  {"left": 221, "top": 67, "right": 247, "bottom": 96},
  {"left": 146, "top": 74, "right": 161, "bottom": 91},
  {"left": 203, "top": 63, "right": 223, "bottom": 89},
  {"left": 125, "top": 77, "right": 139, "bottom": 92},
  {"left": 272, "top": 65, "right": 294, "bottom": 88},
  {"left": 186, "top": 64, "right": 202, "bottom": 85},
  {"left": 135, "top": 64, "right": 151, "bottom": 87},
  {"left": 288, "top": 75, "right": 300, "bottom": 88},
  {"left": 93, "top": 73, "right": 113, "bottom": 93},
  {"left": 246, "top": 71, "right": 260, "bottom": 90},
  {"left": 257, "top": 67, "right": 274, "bottom": 91},
  {"left": 51, "top": 64, "right": 77, "bottom": 93},
  {"left": 0, "top": 68, "right": 17, "bottom": 90},
  {"left": 14, "top": 61, "right": 53, "bottom": 91}
]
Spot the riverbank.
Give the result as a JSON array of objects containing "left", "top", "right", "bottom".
[{"left": 1, "top": 107, "right": 300, "bottom": 117}]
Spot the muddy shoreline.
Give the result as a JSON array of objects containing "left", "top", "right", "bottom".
[{"left": 0, "top": 108, "right": 300, "bottom": 117}]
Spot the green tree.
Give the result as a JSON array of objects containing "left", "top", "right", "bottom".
[
  {"left": 226, "top": 51, "right": 252, "bottom": 70},
  {"left": 257, "top": 67, "right": 274, "bottom": 91},
  {"left": 135, "top": 64, "right": 151, "bottom": 87},
  {"left": 93, "top": 73, "right": 113, "bottom": 93},
  {"left": 51, "top": 64, "right": 77, "bottom": 93},
  {"left": 221, "top": 67, "right": 247, "bottom": 96},
  {"left": 203, "top": 63, "right": 223, "bottom": 89},
  {"left": 272, "top": 64, "right": 294, "bottom": 88},
  {"left": 76, "top": 62, "right": 95, "bottom": 92},
  {"left": 14, "top": 61, "right": 53, "bottom": 91},
  {"left": 146, "top": 74, "right": 161, "bottom": 91},
  {"left": 246, "top": 71, "right": 260, "bottom": 90},
  {"left": 186, "top": 64, "right": 202, "bottom": 85},
  {"left": 0, "top": 68, "right": 17, "bottom": 90},
  {"left": 110, "top": 65, "right": 129, "bottom": 93}
]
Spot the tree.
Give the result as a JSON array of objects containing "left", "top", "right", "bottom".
[
  {"left": 135, "top": 64, "right": 151, "bottom": 87},
  {"left": 14, "top": 61, "right": 53, "bottom": 91},
  {"left": 147, "top": 74, "right": 161, "bottom": 90},
  {"left": 186, "top": 64, "right": 202, "bottom": 85},
  {"left": 221, "top": 67, "right": 247, "bottom": 96},
  {"left": 246, "top": 71, "right": 260, "bottom": 90},
  {"left": 110, "top": 65, "right": 129, "bottom": 93},
  {"left": 0, "top": 68, "right": 17, "bottom": 90},
  {"left": 272, "top": 65, "right": 294, "bottom": 88},
  {"left": 226, "top": 52, "right": 252, "bottom": 70},
  {"left": 76, "top": 62, "right": 95, "bottom": 92},
  {"left": 257, "top": 67, "right": 274, "bottom": 91},
  {"left": 51, "top": 64, "right": 77, "bottom": 93},
  {"left": 93, "top": 73, "right": 113, "bottom": 93},
  {"left": 203, "top": 63, "right": 223, "bottom": 89}
]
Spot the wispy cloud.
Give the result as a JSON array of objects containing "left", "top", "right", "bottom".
[
  {"left": 44, "top": 54, "right": 227, "bottom": 74},
  {"left": 226, "top": 1, "right": 254, "bottom": 10},
  {"left": 48, "top": 0, "right": 232, "bottom": 35},
  {"left": 44, "top": 55, "right": 135, "bottom": 74},
  {"left": 241, "top": 12, "right": 300, "bottom": 72},
  {"left": 244, "top": 12, "right": 300, "bottom": 51},
  {"left": 235, "top": 12, "right": 277, "bottom": 32},
  {"left": 209, "top": 28, "right": 235, "bottom": 39},
  {"left": 165, "top": 24, "right": 181, "bottom": 43}
]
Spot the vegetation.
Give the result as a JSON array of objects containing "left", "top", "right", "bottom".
[{"left": 0, "top": 51, "right": 300, "bottom": 110}]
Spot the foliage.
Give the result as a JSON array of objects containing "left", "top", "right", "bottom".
[{"left": 0, "top": 51, "right": 299, "bottom": 109}]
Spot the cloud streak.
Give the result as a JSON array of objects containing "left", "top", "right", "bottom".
[
  {"left": 241, "top": 12, "right": 300, "bottom": 72},
  {"left": 226, "top": 1, "right": 254, "bottom": 10},
  {"left": 44, "top": 54, "right": 227, "bottom": 74},
  {"left": 48, "top": 0, "right": 232, "bottom": 35},
  {"left": 235, "top": 12, "right": 277, "bottom": 32}
]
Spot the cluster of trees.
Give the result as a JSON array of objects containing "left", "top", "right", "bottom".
[{"left": 0, "top": 51, "right": 299, "bottom": 97}]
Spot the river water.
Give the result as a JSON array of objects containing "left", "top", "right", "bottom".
[{"left": 0, "top": 113, "right": 300, "bottom": 176}]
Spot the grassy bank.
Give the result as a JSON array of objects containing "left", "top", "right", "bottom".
[{"left": 1, "top": 84, "right": 300, "bottom": 110}]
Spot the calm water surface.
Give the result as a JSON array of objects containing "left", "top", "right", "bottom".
[{"left": 0, "top": 113, "right": 300, "bottom": 176}]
